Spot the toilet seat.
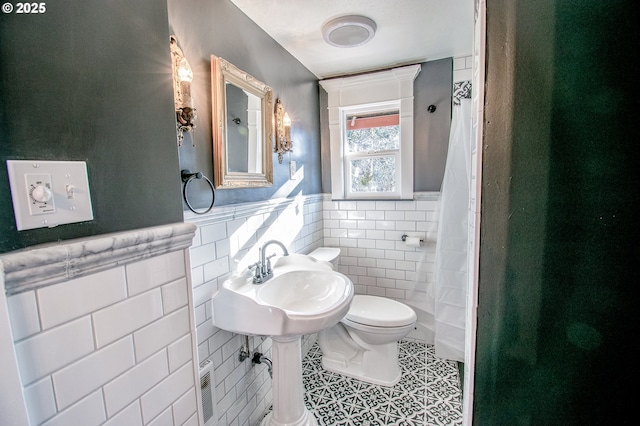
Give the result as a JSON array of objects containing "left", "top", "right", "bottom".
[{"left": 344, "top": 295, "right": 416, "bottom": 327}]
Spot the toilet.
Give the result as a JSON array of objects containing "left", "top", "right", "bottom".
[
  {"left": 307, "top": 247, "right": 341, "bottom": 270},
  {"left": 309, "top": 248, "right": 418, "bottom": 387}
]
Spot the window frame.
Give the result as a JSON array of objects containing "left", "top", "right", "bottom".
[
  {"left": 342, "top": 102, "right": 402, "bottom": 199},
  {"left": 320, "top": 64, "right": 421, "bottom": 200}
]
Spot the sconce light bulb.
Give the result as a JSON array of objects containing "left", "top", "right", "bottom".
[
  {"left": 178, "top": 58, "right": 193, "bottom": 82},
  {"left": 283, "top": 112, "right": 291, "bottom": 127}
]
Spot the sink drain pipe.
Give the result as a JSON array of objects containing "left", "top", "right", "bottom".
[{"left": 252, "top": 352, "right": 273, "bottom": 378}]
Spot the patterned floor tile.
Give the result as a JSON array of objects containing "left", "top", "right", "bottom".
[
  {"left": 298, "top": 340, "right": 463, "bottom": 426},
  {"left": 345, "top": 406, "right": 389, "bottom": 426},
  {"left": 425, "top": 398, "right": 463, "bottom": 425},
  {"left": 353, "top": 384, "right": 395, "bottom": 414}
]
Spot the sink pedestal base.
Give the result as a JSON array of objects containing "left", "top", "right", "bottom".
[{"left": 261, "top": 336, "right": 318, "bottom": 426}]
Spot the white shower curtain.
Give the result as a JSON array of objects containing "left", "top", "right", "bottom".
[{"left": 433, "top": 98, "right": 471, "bottom": 362}]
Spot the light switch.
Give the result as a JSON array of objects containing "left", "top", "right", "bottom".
[{"left": 6, "top": 160, "right": 94, "bottom": 231}]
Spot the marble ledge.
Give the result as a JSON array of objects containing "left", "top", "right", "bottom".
[
  {"left": 183, "top": 193, "right": 327, "bottom": 226},
  {"left": 182, "top": 192, "right": 439, "bottom": 226},
  {"left": 1, "top": 222, "right": 197, "bottom": 296}
]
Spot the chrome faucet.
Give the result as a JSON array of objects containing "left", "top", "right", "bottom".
[{"left": 249, "top": 240, "right": 289, "bottom": 284}]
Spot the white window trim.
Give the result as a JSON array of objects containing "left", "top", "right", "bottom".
[{"left": 320, "top": 64, "right": 421, "bottom": 200}]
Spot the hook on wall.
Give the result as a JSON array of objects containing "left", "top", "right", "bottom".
[{"left": 427, "top": 104, "right": 437, "bottom": 113}]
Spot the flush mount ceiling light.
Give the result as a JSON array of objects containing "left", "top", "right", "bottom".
[{"left": 322, "top": 15, "right": 377, "bottom": 48}]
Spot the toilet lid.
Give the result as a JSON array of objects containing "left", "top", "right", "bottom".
[
  {"left": 308, "top": 247, "right": 340, "bottom": 263},
  {"left": 345, "top": 295, "right": 417, "bottom": 327}
]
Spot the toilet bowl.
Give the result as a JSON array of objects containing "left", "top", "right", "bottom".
[
  {"left": 308, "top": 248, "right": 417, "bottom": 386},
  {"left": 318, "top": 294, "right": 417, "bottom": 386}
]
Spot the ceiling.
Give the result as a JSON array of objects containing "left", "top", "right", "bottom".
[{"left": 229, "top": 0, "right": 474, "bottom": 80}]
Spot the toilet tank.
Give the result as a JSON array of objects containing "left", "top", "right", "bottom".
[{"left": 308, "top": 247, "right": 341, "bottom": 269}]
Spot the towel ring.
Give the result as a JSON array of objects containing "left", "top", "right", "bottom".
[{"left": 181, "top": 169, "right": 215, "bottom": 214}]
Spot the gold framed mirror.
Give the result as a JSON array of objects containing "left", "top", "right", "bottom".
[{"left": 211, "top": 55, "right": 274, "bottom": 188}]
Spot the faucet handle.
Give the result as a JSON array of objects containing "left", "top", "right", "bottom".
[
  {"left": 265, "top": 253, "right": 277, "bottom": 272},
  {"left": 248, "top": 261, "right": 261, "bottom": 277}
]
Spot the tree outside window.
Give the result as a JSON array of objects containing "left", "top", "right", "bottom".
[{"left": 345, "top": 110, "right": 400, "bottom": 197}]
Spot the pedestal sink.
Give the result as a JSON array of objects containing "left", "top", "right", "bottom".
[{"left": 211, "top": 253, "right": 354, "bottom": 426}]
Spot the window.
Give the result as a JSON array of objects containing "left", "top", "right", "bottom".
[
  {"left": 320, "top": 64, "right": 420, "bottom": 200},
  {"left": 344, "top": 105, "right": 401, "bottom": 198}
]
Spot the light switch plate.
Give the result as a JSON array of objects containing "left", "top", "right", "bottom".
[{"left": 6, "top": 160, "right": 94, "bottom": 231}]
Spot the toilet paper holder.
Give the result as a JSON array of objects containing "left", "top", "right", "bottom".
[{"left": 401, "top": 234, "right": 424, "bottom": 243}]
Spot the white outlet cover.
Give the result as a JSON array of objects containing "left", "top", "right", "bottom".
[{"left": 6, "top": 160, "right": 94, "bottom": 231}]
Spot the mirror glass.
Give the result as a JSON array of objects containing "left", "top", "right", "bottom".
[{"left": 211, "top": 55, "right": 273, "bottom": 188}]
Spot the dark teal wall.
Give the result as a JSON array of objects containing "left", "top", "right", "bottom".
[
  {"left": 167, "top": 0, "right": 322, "bottom": 208},
  {"left": 414, "top": 58, "right": 453, "bottom": 191},
  {"left": 0, "top": 0, "right": 183, "bottom": 254},
  {"left": 0, "top": 0, "right": 325, "bottom": 253},
  {"left": 476, "top": 0, "right": 640, "bottom": 424}
]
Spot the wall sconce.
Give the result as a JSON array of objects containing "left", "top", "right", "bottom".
[
  {"left": 274, "top": 98, "right": 292, "bottom": 164},
  {"left": 170, "top": 35, "right": 197, "bottom": 146}
]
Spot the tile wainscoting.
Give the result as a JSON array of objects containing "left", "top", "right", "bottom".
[
  {"left": 186, "top": 192, "right": 439, "bottom": 425},
  {"left": 184, "top": 195, "right": 325, "bottom": 426},
  {"left": 1, "top": 192, "right": 440, "bottom": 426},
  {"left": 1, "top": 223, "right": 201, "bottom": 426}
]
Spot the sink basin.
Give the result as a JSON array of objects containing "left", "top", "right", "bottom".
[
  {"left": 258, "top": 270, "right": 348, "bottom": 315},
  {"left": 211, "top": 254, "right": 354, "bottom": 336},
  {"left": 212, "top": 252, "right": 353, "bottom": 426}
]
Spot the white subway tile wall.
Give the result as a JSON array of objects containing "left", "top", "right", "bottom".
[
  {"left": 3, "top": 193, "right": 441, "bottom": 426},
  {"left": 323, "top": 197, "right": 438, "bottom": 300},
  {"left": 23, "top": 377, "right": 57, "bottom": 425},
  {"left": 6, "top": 250, "right": 199, "bottom": 426},
  {"left": 5, "top": 290, "right": 40, "bottom": 340},
  {"left": 187, "top": 193, "right": 438, "bottom": 425},
  {"left": 454, "top": 54, "right": 473, "bottom": 83},
  {"left": 186, "top": 196, "right": 325, "bottom": 425},
  {"left": 102, "top": 400, "right": 143, "bottom": 426},
  {"left": 103, "top": 349, "right": 168, "bottom": 417}
]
